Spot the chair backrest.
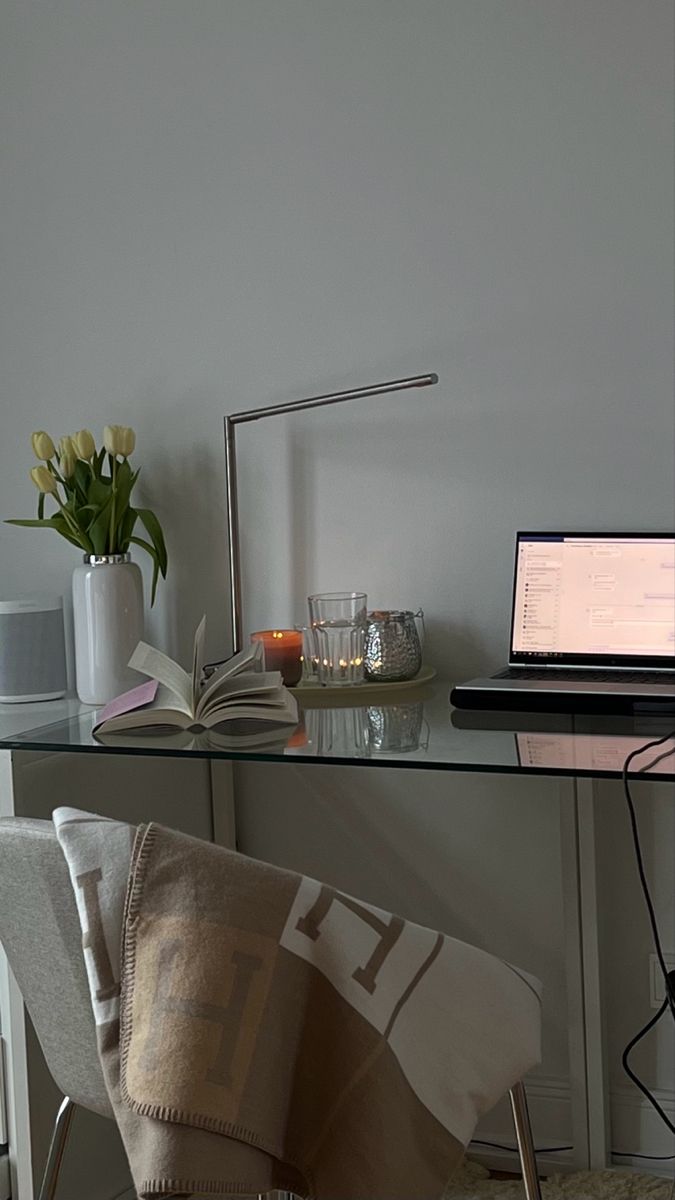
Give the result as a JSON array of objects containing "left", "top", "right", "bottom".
[{"left": 0, "top": 817, "right": 113, "bottom": 1119}]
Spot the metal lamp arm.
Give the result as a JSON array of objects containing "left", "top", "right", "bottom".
[{"left": 224, "top": 372, "right": 438, "bottom": 653}]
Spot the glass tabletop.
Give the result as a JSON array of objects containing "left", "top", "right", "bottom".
[{"left": 1, "top": 681, "right": 674, "bottom": 781}]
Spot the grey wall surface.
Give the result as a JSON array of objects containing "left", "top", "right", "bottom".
[{"left": 1, "top": 0, "right": 673, "bottom": 1170}]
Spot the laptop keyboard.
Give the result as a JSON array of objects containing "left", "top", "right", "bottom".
[{"left": 499, "top": 668, "right": 675, "bottom": 685}]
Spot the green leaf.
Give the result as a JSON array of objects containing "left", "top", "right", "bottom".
[
  {"left": 56, "top": 526, "right": 89, "bottom": 549},
  {"left": 87, "top": 477, "right": 112, "bottom": 508},
  {"left": 73, "top": 459, "right": 91, "bottom": 502},
  {"left": 88, "top": 499, "right": 113, "bottom": 555},
  {"left": 118, "top": 505, "right": 138, "bottom": 550},
  {"left": 6, "top": 517, "right": 64, "bottom": 528},
  {"left": 5, "top": 516, "right": 87, "bottom": 550},
  {"left": 76, "top": 504, "right": 101, "bottom": 520},
  {"left": 136, "top": 508, "right": 168, "bottom": 577},
  {"left": 70, "top": 502, "right": 93, "bottom": 534},
  {"left": 111, "top": 460, "right": 136, "bottom": 545},
  {"left": 129, "top": 535, "right": 161, "bottom": 605}
]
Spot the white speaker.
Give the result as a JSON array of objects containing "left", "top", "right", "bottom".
[{"left": 0, "top": 596, "right": 67, "bottom": 703}]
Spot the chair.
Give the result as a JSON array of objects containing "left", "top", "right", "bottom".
[
  {"left": 0, "top": 818, "right": 114, "bottom": 1200},
  {"left": 0, "top": 817, "right": 543, "bottom": 1200}
]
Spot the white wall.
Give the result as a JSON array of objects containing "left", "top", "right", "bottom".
[{"left": 1, "top": 0, "right": 673, "bottom": 1169}]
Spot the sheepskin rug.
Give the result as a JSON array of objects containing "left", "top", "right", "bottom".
[{"left": 443, "top": 1159, "right": 673, "bottom": 1199}]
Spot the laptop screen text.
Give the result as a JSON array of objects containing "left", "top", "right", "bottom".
[{"left": 509, "top": 534, "right": 675, "bottom": 669}]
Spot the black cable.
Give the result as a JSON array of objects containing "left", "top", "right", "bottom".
[
  {"left": 470, "top": 1139, "right": 573, "bottom": 1154},
  {"left": 471, "top": 1138, "right": 675, "bottom": 1160},
  {"left": 622, "top": 998, "right": 675, "bottom": 1136},
  {"left": 622, "top": 730, "right": 675, "bottom": 1021},
  {"left": 619, "top": 732, "right": 675, "bottom": 1152},
  {"left": 613, "top": 1151, "right": 675, "bottom": 1161},
  {"left": 477, "top": 733, "right": 675, "bottom": 1166}
]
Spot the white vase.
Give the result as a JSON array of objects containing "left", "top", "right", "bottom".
[{"left": 72, "top": 553, "right": 144, "bottom": 705}]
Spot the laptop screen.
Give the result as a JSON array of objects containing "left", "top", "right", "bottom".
[
  {"left": 509, "top": 533, "right": 675, "bottom": 669},
  {"left": 516, "top": 731, "right": 675, "bottom": 774}
]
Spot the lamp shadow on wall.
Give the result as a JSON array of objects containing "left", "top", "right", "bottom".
[
  {"left": 238, "top": 761, "right": 514, "bottom": 958},
  {"left": 285, "top": 407, "right": 488, "bottom": 678},
  {"left": 144, "top": 438, "right": 229, "bottom": 664}
]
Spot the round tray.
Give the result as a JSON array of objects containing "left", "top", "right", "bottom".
[{"left": 294, "top": 664, "right": 436, "bottom": 699}]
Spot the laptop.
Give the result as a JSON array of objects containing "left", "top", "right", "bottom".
[{"left": 450, "top": 532, "right": 675, "bottom": 715}]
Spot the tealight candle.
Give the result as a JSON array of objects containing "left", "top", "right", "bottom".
[{"left": 250, "top": 629, "right": 303, "bottom": 686}]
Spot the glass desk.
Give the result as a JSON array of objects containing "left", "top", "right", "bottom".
[
  {"left": 0, "top": 683, "right": 673, "bottom": 1199},
  {"left": 0, "top": 680, "right": 673, "bottom": 779}
]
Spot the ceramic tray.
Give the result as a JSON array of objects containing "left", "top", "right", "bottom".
[{"left": 294, "top": 664, "right": 436, "bottom": 699}]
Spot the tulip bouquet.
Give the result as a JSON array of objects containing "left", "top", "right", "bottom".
[{"left": 6, "top": 425, "right": 167, "bottom": 603}]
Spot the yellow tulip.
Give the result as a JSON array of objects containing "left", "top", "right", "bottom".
[
  {"left": 31, "top": 431, "right": 56, "bottom": 461},
  {"left": 73, "top": 428, "right": 96, "bottom": 461},
  {"left": 103, "top": 425, "right": 136, "bottom": 457},
  {"left": 30, "top": 465, "right": 58, "bottom": 494},
  {"left": 60, "top": 452, "right": 76, "bottom": 479},
  {"left": 58, "top": 435, "right": 76, "bottom": 460}
]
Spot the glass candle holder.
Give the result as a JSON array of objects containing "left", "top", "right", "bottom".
[
  {"left": 307, "top": 592, "right": 367, "bottom": 687},
  {"left": 249, "top": 629, "right": 303, "bottom": 686},
  {"left": 295, "top": 625, "right": 321, "bottom": 681}
]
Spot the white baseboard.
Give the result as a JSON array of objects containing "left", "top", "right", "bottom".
[
  {"left": 470, "top": 1074, "right": 576, "bottom": 1176},
  {"left": 608, "top": 1083, "right": 675, "bottom": 1179},
  {"left": 470, "top": 1075, "right": 675, "bottom": 1180}
]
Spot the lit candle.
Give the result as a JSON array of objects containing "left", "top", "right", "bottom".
[{"left": 250, "top": 629, "right": 303, "bottom": 686}]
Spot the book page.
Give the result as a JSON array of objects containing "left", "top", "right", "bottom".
[
  {"left": 201, "top": 639, "right": 262, "bottom": 683},
  {"left": 197, "top": 641, "right": 264, "bottom": 712},
  {"left": 191, "top": 615, "right": 207, "bottom": 709},
  {"left": 201, "top": 691, "right": 298, "bottom": 729},
  {"left": 128, "top": 641, "right": 193, "bottom": 714},
  {"left": 196, "top": 671, "right": 284, "bottom": 720}
]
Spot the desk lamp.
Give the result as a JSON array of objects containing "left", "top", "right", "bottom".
[{"left": 224, "top": 371, "right": 439, "bottom": 653}]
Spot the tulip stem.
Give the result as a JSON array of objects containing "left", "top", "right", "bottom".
[
  {"left": 55, "top": 496, "right": 81, "bottom": 542},
  {"left": 109, "top": 455, "right": 117, "bottom": 554}
]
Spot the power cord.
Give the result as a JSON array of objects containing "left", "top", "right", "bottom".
[
  {"left": 622, "top": 731, "right": 675, "bottom": 1020},
  {"left": 470, "top": 1137, "right": 675, "bottom": 1161},
  {"left": 622, "top": 998, "right": 675, "bottom": 1136},
  {"left": 620, "top": 730, "right": 675, "bottom": 1138},
  {"left": 474, "top": 731, "right": 675, "bottom": 1165}
]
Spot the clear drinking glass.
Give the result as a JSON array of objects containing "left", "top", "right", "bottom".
[
  {"left": 307, "top": 592, "right": 367, "bottom": 686},
  {"left": 303, "top": 706, "right": 371, "bottom": 757}
]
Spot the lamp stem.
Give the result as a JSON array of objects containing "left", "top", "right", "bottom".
[{"left": 224, "top": 372, "right": 438, "bottom": 653}]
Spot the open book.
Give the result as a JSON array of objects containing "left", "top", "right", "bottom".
[{"left": 93, "top": 616, "right": 298, "bottom": 738}]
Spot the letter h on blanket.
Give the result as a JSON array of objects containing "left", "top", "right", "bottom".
[{"left": 0, "top": 810, "right": 544, "bottom": 1200}]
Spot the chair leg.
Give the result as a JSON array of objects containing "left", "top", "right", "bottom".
[
  {"left": 509, "top": 1082, "right": 542, "bottom": 1200},
  {"left": 38, "top": 1096, "right": 75, "bottom": 1200}
]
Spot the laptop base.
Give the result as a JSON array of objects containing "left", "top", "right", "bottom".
[{"left": 450, "top": 681, "right": 675, "bottom": 716}]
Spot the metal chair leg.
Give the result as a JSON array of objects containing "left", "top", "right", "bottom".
[
  {"left": 509, "top": 1082, "right": 542, "bottom": 1200},
  {"left": 38, "top": 1096, "right": 75, "bottom": 1200}
]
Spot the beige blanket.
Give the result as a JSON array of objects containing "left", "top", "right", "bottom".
[{"left": 55, "top": 809, "right": 542, "bottom": 1200}]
